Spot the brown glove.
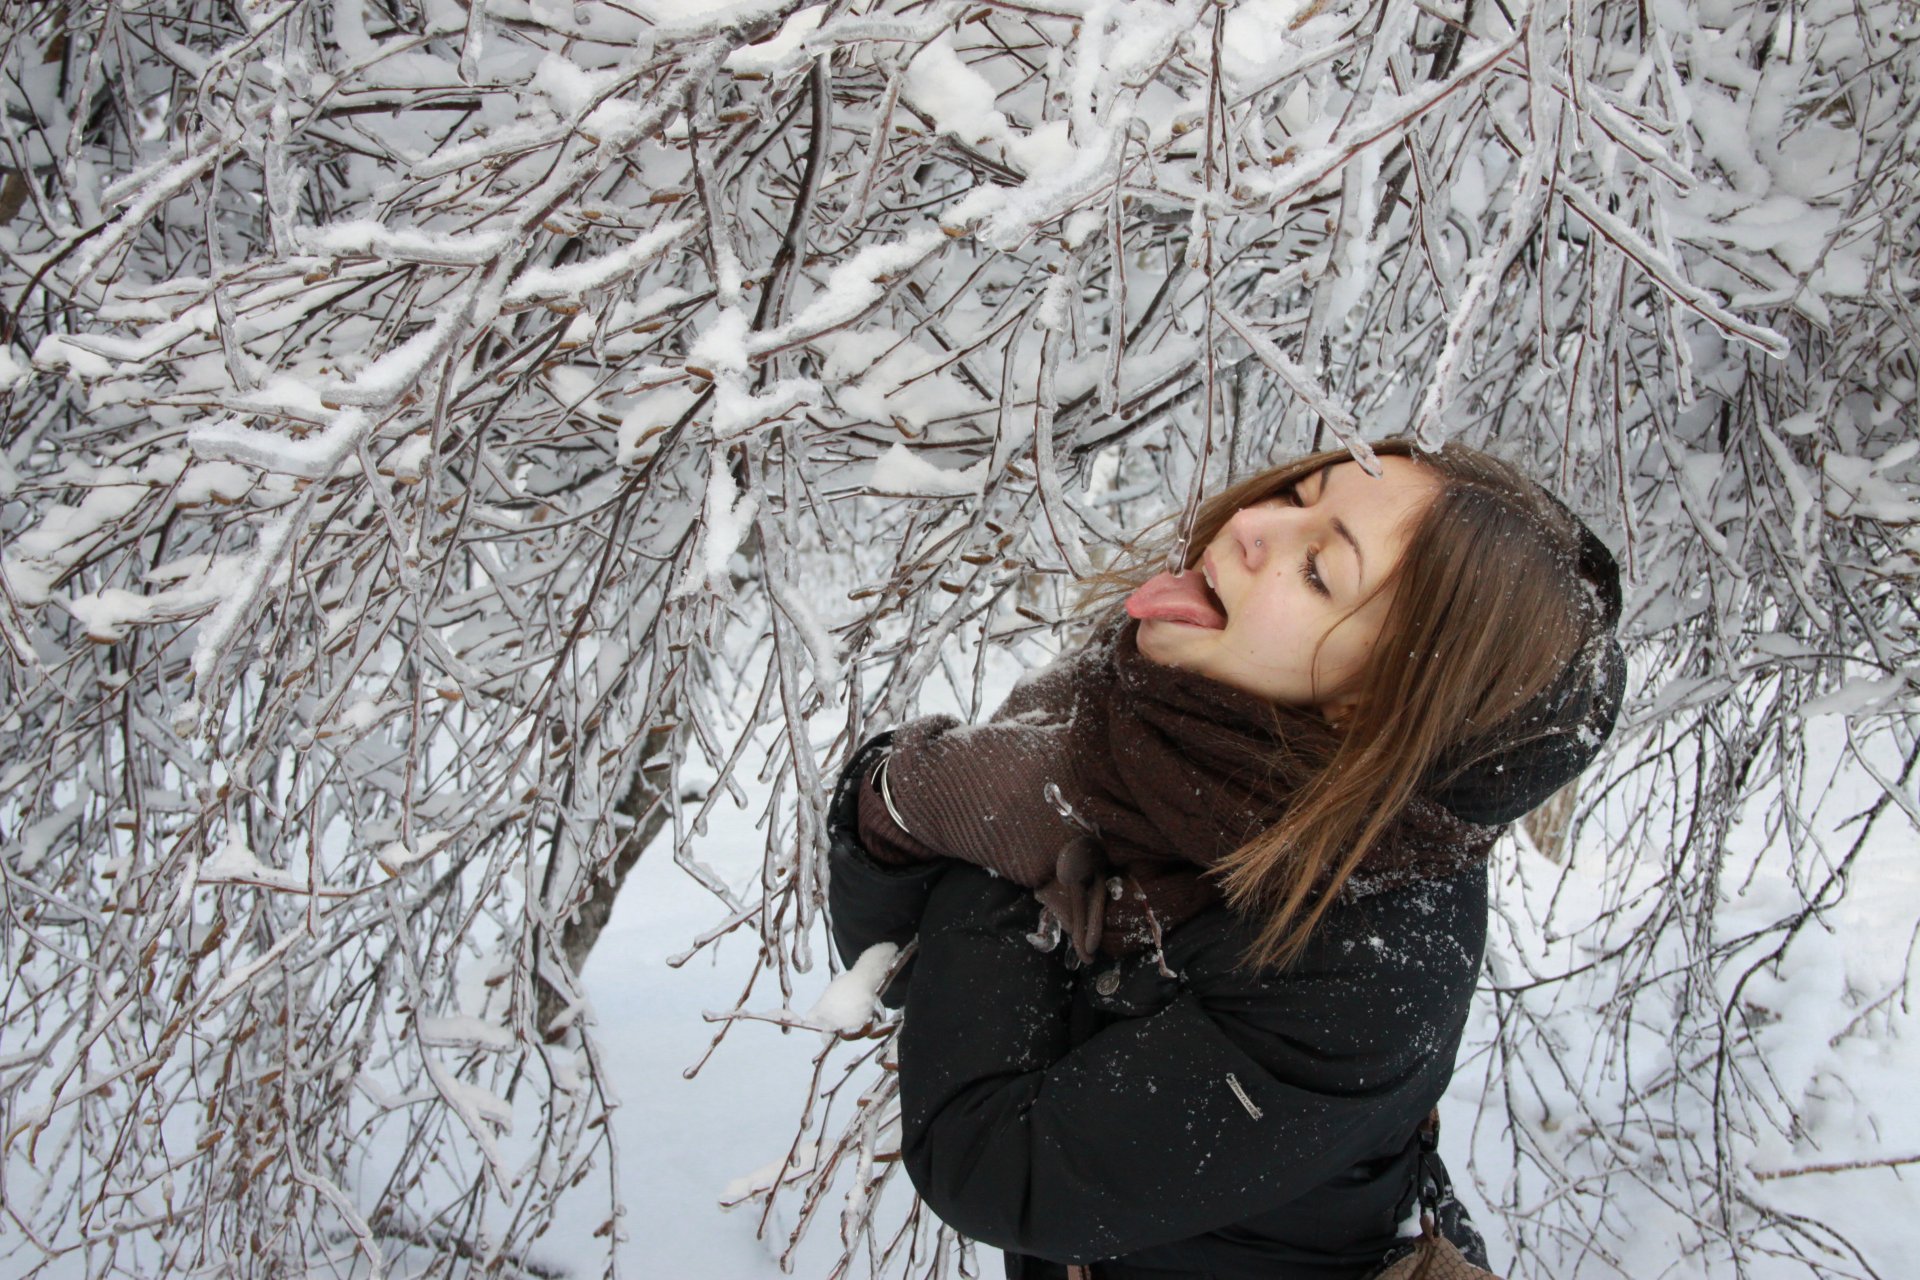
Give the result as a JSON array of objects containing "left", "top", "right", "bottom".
[
  {"left": 855, "top": 714, "right": 1080, "bottom": 889},
  {"left": 1033, "top": 835, "right": 1111, "bottom": 962},
  {"left": 854, "top": 716, "right": 1224, "bottom": 963}
]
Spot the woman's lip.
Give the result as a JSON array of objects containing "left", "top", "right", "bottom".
[{"left": 1201, "top": 549, "right": 1226, "bottom": 612}]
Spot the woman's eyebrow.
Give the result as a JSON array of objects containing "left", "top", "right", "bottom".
[
  {"left": 1330, "top": 516, "right": 1365, "bottom": 589},
  {"left": 1314, "top": 469, "right": 1365, "bottom": 588}
]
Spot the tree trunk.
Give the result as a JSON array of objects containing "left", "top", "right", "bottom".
[{"left": 536, "top": 724, "right": 680, "bottom": 1040}]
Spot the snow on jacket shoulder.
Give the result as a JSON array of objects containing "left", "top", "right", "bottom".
[{"left": 831, "top": 842, "right": 1486, "bottom": 1280}]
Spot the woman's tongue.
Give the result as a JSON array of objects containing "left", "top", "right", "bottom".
[{"left": 1125, "top": 570, "right": 1226, "bottom": 630}]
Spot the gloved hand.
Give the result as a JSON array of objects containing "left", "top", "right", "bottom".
[
  {"left": 1032, "top": 834, "right": 1110, "bottom": 963},
  {"left": 869, "top": 714, "right": 1080, "bottom": 889}
]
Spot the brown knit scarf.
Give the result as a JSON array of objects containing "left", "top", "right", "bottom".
[{"left": 858, "top": 612, "right": 1502, "bottom": 960}]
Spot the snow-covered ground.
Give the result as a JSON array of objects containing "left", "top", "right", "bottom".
[
  {"left": 567, "top": 834, "right": 823, "bottom": 1276},
  {"left": 555, "top": 778, "right": 1001, "bottom": 1277},
  {"left": 561, "top": 665, "right": 1022, "bottom": 1278}
]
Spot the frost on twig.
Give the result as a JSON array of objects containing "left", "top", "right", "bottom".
[{"left": 0, "top": 1, "right": 1914, "bottom": 1277}]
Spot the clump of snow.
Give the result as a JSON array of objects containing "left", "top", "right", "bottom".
[
  {"left": 175, "top": 461, "right": 255, "bottom": 505},
  {"left": 301, "top": 220, "right": 512, "bottom": 265},
  {"left": 383, "top": 433, "right": 432, "bottom": 482},
  {"left": 63, "top": 552, "right": 243, "bottom": 641},
  {"left": 0, "top": 344, "right": 29, "bottom": 388},
  {"left": 1037, "top": 274, "right": 1073, "bottom": 332},
  {"left": 189, "top": 510, "right": 298, "bottom": 688},
  {"left": 805, "top": 943, "right": 898, "bottom": 1034},
  {"left": 375, "top": 831, "right": 454, "bottom": 876},
  {"left": 813, "top": 327, "right": 985, "bottom": 429},
  {"left": 942, "top": 134, "right": 1119, "bottom": 252},
  {"left": 328, "top": 303, "right": 466, "bottom": 408},
  {"left": 529, "top": 53, "right": 617, "bottom": 119},
  {"left": 435, "top": 1074, "right": 514, "bottom": 1132},
  {"left": 814, "top": 327, "right": 904, "bottom": 382},
  {"left": 670, "top": 447, "right": 758, "bottom": 598},
  {"left": 1063, "top": 209, "right": 1103, "bottom": 248},
  {"left": 3, "top": 462, "right": 181, "bottom": 605},
  {"left": 867, "top": 443, "right": 986, "bottom": 498},
  {"left": 608, "top": 286, "right": 691, "bottom": 332},
  {"left": 616, "top": 385, "right": 700, "bottom": 464},
  {"left": 689, "top": 307, "right": 752, "bottom": 376},
  {"left": 197, "top": 828, "right": 307, "bottom": 893},
  {"left": 225, "top": 372, "right": 331, "bottom": 421},
  {"left": 1824, "top": 448, "right": 1920, "bottom": 521},
  {"left": 1796, "top": 674, "right": 1914, "bottom": 718},
  {"left": 503, "top": 220, "right": 692, "bottom": 307},
  {"left": 723, "top": 3, "right": 825, "bottom": 74},
  {"left": 1218, "top": 0, "right": 1329, "bottom": 86},
  {"left": 752, "top": 230, "right": 944, "bottom": 351},
  {"left": 190, "top": 408, "right": 374, "bottom": 480},
  {"left": 712, "top": 376, "right": 818, "bottom": 439},
  {"left": 905, "top": 33, "right": 1006, "bottom": 150},
  {"left": 31, "top": 334, "right": 116, "bottom": 378},
  {"left": 418, "top": 1014, "right": 516, "bottom": 1053},
  {"left": 721, "top": 1143, "right": 819, "bottom": 1208},
  {"left": 15, "top": 797, "right": 87, "bottom": 874}
]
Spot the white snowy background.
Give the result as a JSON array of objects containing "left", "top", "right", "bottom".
[{"left": 1, "top": 0, "right": 1916, "bottom": 1277}]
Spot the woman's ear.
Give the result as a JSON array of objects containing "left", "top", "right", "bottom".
[{"left": 1320, "top": 692, "right": 1360, "bottom": 728}]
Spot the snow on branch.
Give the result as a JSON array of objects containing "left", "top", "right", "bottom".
[{"left": 0, "top": 1, "right": 1914, "bottom": 1278}]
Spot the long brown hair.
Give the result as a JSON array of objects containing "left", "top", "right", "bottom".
[{"left": 1079, "top": 437, "right": 1606, "bottom": 969}]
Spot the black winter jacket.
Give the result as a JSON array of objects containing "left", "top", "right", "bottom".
[{"left": 826, "top": 734, "right": 1492, "bottom": 1280}]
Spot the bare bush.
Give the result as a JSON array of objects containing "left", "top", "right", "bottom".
[{"left": 0, "top": 0, "right": 1913, "bottom": 1277}]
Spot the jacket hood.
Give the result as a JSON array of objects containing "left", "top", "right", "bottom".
[{"left": 1425, "top": 507, "right": 1627, "bottom": 827}]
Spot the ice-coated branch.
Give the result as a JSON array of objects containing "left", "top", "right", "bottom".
[{"left": 0, "top": 1, "right": 1914, "bottom": 1278}]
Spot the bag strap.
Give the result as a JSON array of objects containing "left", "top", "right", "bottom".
[
  {"left": 1414, "top": 1108, "right": 1444, "bottom": 1222},
  {"left": 1409, "top": 1110, "right": 1506, "bottom": 1279}
]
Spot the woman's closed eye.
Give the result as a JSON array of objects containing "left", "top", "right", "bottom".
[
  {"left": 1300, "top": 548, "right": 1329, "bottom": 598},
  {"left": 1281, "top": 486, "right": 1331, "bottom": 597}
]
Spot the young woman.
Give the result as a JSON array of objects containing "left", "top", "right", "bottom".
[{"left": 826, "top": 437, "right": 1625, "bottom": 1280}]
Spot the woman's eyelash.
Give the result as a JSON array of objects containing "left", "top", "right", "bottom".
[
  {"left": 1301, "top": 549, "right": 1330, "bottom": 598},
  {"left": 1283, "top": 486, "right": 1330, "bottom": 595}
]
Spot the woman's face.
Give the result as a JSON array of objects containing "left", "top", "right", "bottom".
[{"left": 1129, "top": 457, "right": 1439, "bottom": 718}]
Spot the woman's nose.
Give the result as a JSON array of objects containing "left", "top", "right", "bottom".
[{"left": 1227, "top": 501, "right": 1288, "bottom": 571}]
